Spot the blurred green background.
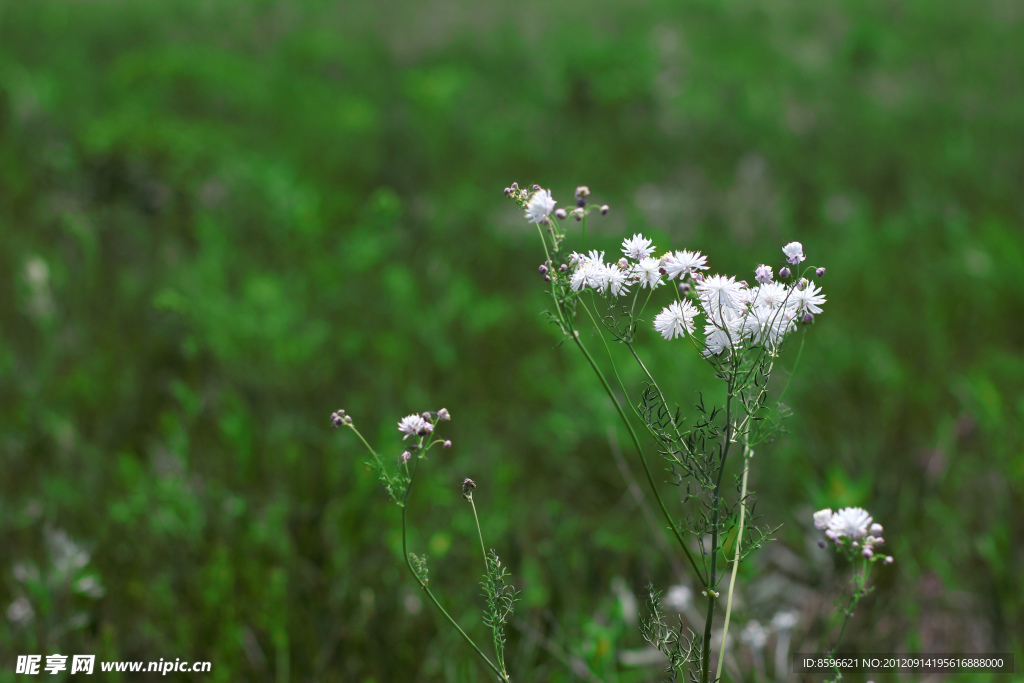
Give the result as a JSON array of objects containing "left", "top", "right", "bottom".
[{"left": 1, "top": 0, "right": 1022, "bottom": 681}]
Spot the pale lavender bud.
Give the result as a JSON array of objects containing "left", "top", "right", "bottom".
[
  {"left": 573, "top": 208, "right": 584, "bottom": 221},
  {"left": 779, "top": 267, "right": 791, "bottom": 279},
  {"left": 797, "top": 277, "right": 808, "bottom": 291},
  {"left": 802, "top": 312, "right": 814, "bottom": 324},
  {"left": 539, "top": 264, "right": 549, "bottom": 275},
  {"left": 503, "top": 187, "right": 511, "bottom": 196},
  {"left": 554, "top": 208, "right": 568, "bottom": 220},
  {"left": 443, "top": 439, "right": 452, "bottom": 449},
  {"left": 694, "top": 273, "right": 704, "bottom": 284},
  {"left": 510, "top": 182, "right": 519, "bottom": 191},
  {"left": 863, "top": 547, "right": 873, "bottom": 558},
  {"left": 679, "top": 282, "right": 691, "bottom": 294},
  {"left": 755, "top": 264, "right": 773, "bottom": 284},
  {"left": 531, "top": 184, "right": 540, "bottom": 191},
  {"left": 816, "top": 267, "right": 826, "bottom": 278},
  {"left": 817, "top": 539, "right": 826, "bottom": 548},
  {"left": 575, "top": 185, "right": 590, "bottom": 200},
  {"left": 438, "top": 408, "right": 450, "bottom": 421},
  {"left": 600, "top": 204, "right": 609, "bottom": 215},
  {"left": 558, "top": 263, "right": 568, "bottom": 273},
  {"left": 401, "top": 451, "right": 412, "bottom": 463},
  {"left": 885, "top": 556, "right": 894, "bottom": 564},
  {"left": 870, "top": 523, "right": 883, "bottom": 536},
  {"left": 618, "top": 257, "right": 629, "bottom": 269}
]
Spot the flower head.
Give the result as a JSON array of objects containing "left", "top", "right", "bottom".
[
  {"left": 661, "top": 250, "right": 709, "bottom": 280},
  {"left": 653, "top": 300, "right": 698, "bottom": 340},
  {"left": 827, "top": 507, "right": 872, "bottom": 541},
  {"left": 525, "top": 189, "right": 556, "bottom": 224},
  {"left": 755, "top": 264, "right": 773, "bottom": 285},
  {"left": 697, "top": 274, "right": 746, "bottom": 314},
  {"left": 633, "top": 257, "right": 664, "bottom": 289},
  {"left": 782, "top": 241, "right": 806, "bottom": 265},
  {"left": 398, "top": 414, "right": 432, "bottom": 440},
  {"left": 813, "top": 508, "right": 833, "bottom": 530},
  {"left": 622, "top": 233, "right": 656, "bottom": 261},
  {"left": 790, "top": 281, "right": 826, "bottom": 315}
]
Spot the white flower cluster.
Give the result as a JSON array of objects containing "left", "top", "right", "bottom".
[
  {"left": 563, "top": 232, "right": 825, "bottom": 355},
  {"left": 814, "top": 507, "right": 893, "bottom": 562}
]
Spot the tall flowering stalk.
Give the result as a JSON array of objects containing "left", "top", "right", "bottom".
[
  {"left": 508, "top": 183, "right": 827, "bottom": 682},
  {"left": 332, "top": 408, "right": 516, "bottom": 682}
]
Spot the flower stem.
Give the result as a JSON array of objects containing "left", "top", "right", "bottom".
[{"left": 715, "top": 442, "right": 752, "bottom": 682}]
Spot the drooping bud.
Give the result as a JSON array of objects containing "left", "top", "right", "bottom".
[
  {"left": 437, "top": 408, "right": 451, "bottom": 421},
  {"left": 816, "top": 267, "right": 826, "bottom": 278},
  {"left": 779, "top": 267, "right": 791, "bottom": 279},
  {"left": 555, "top": 208, "right": 568, "bottom": 220},
  {"left": 462, "top": 478, "right": 476, "bottom": 500},
  {"left": 600, "top": 204, "right": 609, "bottom": 215}
]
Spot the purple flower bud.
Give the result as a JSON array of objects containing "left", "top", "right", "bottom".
[
  {"left": 559, "top": 263, "right": 568, "bottom": 273},
  {"left": 503, "top": 187, "right": 511, "bottom": 196},
  {"left": 462, "top": 478, "right": 476, "bottom": 499},
  {"left": 816, "top": 267, "right": 826, "bottom": 278},
  {"left": 510, "top": 182, "right": 519, "bottom": 190},
  {"left": 679, "top": 282, "right": 691, "bottom": 294},
  {"left": 779, "top": 267, "right": 791, "bottom": 279},
  {"left": 576, "top": 198, "right": 586, "bottom": 208},
  {"left": 863, "top": 547, "right": 873, "bottom": 558},
  {"left": 531, "top": 184, "right": 541, "bottom": 191},
  {"left": 802, "top": 312, "right": 814, "bottom": 324},
  {"left": 443, "top": 439, "right": 452, "bottom": 448},
  {"left": 600, "top": 204, "right": 609, "bottom": 215},
  {"left": 885, "top": 556, "right": 894, "bottom": 564},
  {"left": 543, "top": 274, "right": 550, "bottom": 282},
  {"left": 797, "top": 278, "right": 808, "bottom": 291},
  {"left": 438, "top": 408, "right": 450, "bottom": 421},
  {"left": 555, "top": 208, "right": 567, "bottom": 220},
  {"left": 401, "top": 451, "right": 412, "bottom": 463},
  {"left": 331, "top": 411, "right": 344, "bottom": 428},
  {"left": 817, "top": 539, "right": 826, "bottom": 548},
  {"left": 539, "top": 264, "right": 549, "bottom": 275},
  {"left": 870, "top": 523, "right": 883, "bottom": 536}
]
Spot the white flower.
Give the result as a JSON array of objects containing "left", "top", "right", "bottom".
[
  {"left": 813, "top": 508, "right": 833, "bottom": 530},
  {"left": 782, "top": 241, "right": 806, "bottom": 265},
  {"left": 621, "top": 233, "right": 655, "bottom": 261},
  {"left": 634, "top": 257, "right": 664, "bottom": 289},
  {"left": 771, "top": 610, "right": 799, "bottom": 631},
  {"left": 653, "top": 300, "right": 697, "bottom": 340},
  {"left": 827, "top": 507, "right": 872, "bottom": 541},
  {"left": 702, "top": 327, "right": 736, "bottom": 357},
  {"left": 397, "top": 414, "right": 431, "bottom": 440},
  {"left": 697, "top": 274, "right": 746, "bottom": 313},
  {"left": 525, "top": 189, "right": 556, "bottom": 224},
  {"left": 603, "top": 264, "right": 632, "bottom": 296},
  {"left": 790, "top": 281, "right": 826, "bottom": 315},
  {"left": 755, "top": 264, "right": 773, "bottom": 284},
  {"left": 752, "top": 282, "right": 790, "bottom": 309},
  {"left": 661, "top": 250, "right": 708, "bottom": 280}
]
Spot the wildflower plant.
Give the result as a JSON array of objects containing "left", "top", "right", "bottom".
[
  {"left": 506, "top": 182, "right": 829, "bottom": 682},
  {"left": 332, "top": 409, "right": 516, "bottom": 682},
  {"left": 814, "top": 507, "right": 894, "bottom": 683}
]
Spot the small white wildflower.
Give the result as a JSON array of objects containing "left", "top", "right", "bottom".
[
  {"left": 661, "top": 250, "right": 709, "bottom": 280},
  {"left": 702, "top": 327, "right": 736, "bottom": 358},
  {"left": 603, "top": 264, "right": 632, "bottom": 296},
  {"left": 827, "top": 507, "right": 872, "bottom": 541},
  {"left": 653, "top": 300, "right": 697, "bottom": 340},
  {"left": 813, "top": 508, "right": 834, "bottom": 530},
  {"left": 621, "top": 233, "right": 656, "bottom": 261},
  {"left": 634, "top": 257, "right": 664, "bottom": 289},
  {"left": 397, "top": 414, "right": 431, "bottom": 440},
  {"left": 755, "top": 264, "right": 773, "bottom": 284},
  {"left": 782, "top": 241, "right": 806, "bottom": 265},
  {"left": 697, "top": 274, "right": 746, "bottom": 313},
  {"left": 741, "top": 620, "right": 768, "bottom": 650},
  {"left": 525, "top": 189, "right": 556, "bottom": 224},
  {"left": 790, "top": 281, "right": 826, "bottom": 315}
]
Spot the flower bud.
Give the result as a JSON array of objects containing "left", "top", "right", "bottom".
[
  {"left": 885, "top": 556, "right": 894, "bottom": 564},
  {"left": 870, "top": 523, "right": 883, "bottom": 536},
  {"left": 531, "top": 184, "right": 540, "bottom": 191},
  {"left": 558, "top": 263, "right": 568, "bottom": 272},
  {"left": 817, "top": 539, "right": 826, "bottom": 548},
  {"left": 618, "top": 257, "right": 629, "bottom": 269},
  {"left": 779, "top": 267, "right": 791, "bottom": 279},
  {"left": 802, "top": 312, "right": 814, "bottom": 324},
  {"left": 462, "top": 478, "right": 476, "bottom": 500},
  {"left": 539, "top": 264, "right": 548, "bottom": 275},
  {"left": 573, "top": 208, "right": 584, "bottom": 221},
  {"left": 797, "top": 278, "right": 808, "bottom": 291},
  {"left": 575, "top": 185, "right": 590, "bottom": 200},
  {"left": 510, "top": 182, "right": 519, "bottom": 191},
  {"left": 600, "top": 204, "right": 609, "bottom": 215},
  {"left": 679, "top": 282, "right": 691, "bottom": 294},
  {"left": 401, "top": 451, "right": 412, "bottom": 463},
  {"left": 554, "top": 208, "right": 568, "bottom": 220},
  {"left": 816, "top": 267, "right": 826, "bottom": 278},
  {"left": 443, "top": 439, "right": 452, "bottom": 448},
  {"left": 543, "top": 274, "right": 550, "bottom": 282},
  {"left": 438, "top": 408, "right": 450, "bottom": 421},
  {"left": 503, "top": 187, "right": 511, "bottom": 196}
]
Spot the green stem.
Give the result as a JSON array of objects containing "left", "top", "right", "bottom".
[
  {"left": 569, "top": 323, "right": 708, "bottom": 588},
  {"left": 469, "top": 496, "right": 488, "bottom": 568},
  {"left": 715, "top": 442, "right": 752, "bottom": 682},
  {"left": 401, "top": 472, "right": 506, "bottom": 681}
]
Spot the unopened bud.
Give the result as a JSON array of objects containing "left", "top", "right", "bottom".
[
  {"left": 443, "top": 439, "right": 452, "bottom": 449},
  {"left": 575, "top": 185, "right": 590, "bottom": 200},
  {"left": 885, "top": 555, "right": 894, "bottom": 564},
  {"left": 539, "top": 264, "right": 549, "bottom": 275},
  {"left": 600, "top": 204, "right": 609, "bottom": 215},
  {"left": 401, "top": 451, "right": 412, "bottom": 463},
  {"left": 779, "top": 267, "right": 791, "bottom": 279},
  {"left": 555, "top": 208, "right": 568, "bottom": 220},
  {"left": 802, "top": 312, "right": 814, "bottom": 324},
  {"left": 462, "top": 478, "right": 476, "bottom": 500},
  {"left": 438, "top": 408, "right": 450, "bottom": 421},
  {"left": 558, "top": 263, "right": 568, "bottom": 273},
  {"left": 816, "top": 267, "right": 826, "bottom": 278},
  {"left": 679, "top": 282, "right": 691, "bottom": 294},
  {"left": 503, "top": 187, "right": 511, "bottom": 196},
  {"left": 618, "top": 257, "right": 629, "bottom": 269}
]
